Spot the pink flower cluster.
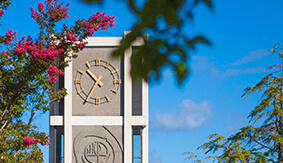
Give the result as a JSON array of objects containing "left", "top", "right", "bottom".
[
  {"left": 77, "top": 42, "right": 88, "bottom": 50},
  {"left": 47, "top": 0, "right": 69, "bottom": 21},
  {"left": 38, "top": 2, "right": 44, "bottom": 12},
  {"left": 5, "top": 29, "right": 16, "bottom": 45},
  {"left": 47, "top": 65, "right": 64, "bottom": 83},
  {"left": 23, "top": 137, "right": 39, "bottom": 148},
  {"left": 45, "top": 0, "right": 54, "bottom": 5},
  {"left": 15, "top": 36, "right": 64, "bottom": 62},
  {"left": 30, "top": 7, "right": 41, "bottom": 19},
  {"left": 41, "top": 137, "right": 51, "bottom": 146},
  {"left": 32, "top": 45, "right": 64, "bottom": 61},
  {"left": 0, "top": 50, "right": 9, "bottom": 56},
  {"left": 23, "top": 137, "right": 33, "bottom": 148},
  {"left": 23, "top": 137, "right": 50, "bottom": 148},
  {"left": 0, "top": 10, "right": 4, "bottom": 16},
  {"left": 84, "top": 12, "right": 115, "bottom": 36},
  {"left": 93, "top": 12, "right": 115, "bottom": 30},
  {"left": 84, "top": 21, "right": 99, "bottom": 37},
  {"left": 66, "top": 33, "right": 77, "bottom": 41},
  {"left": 44, "top": 0, "right": 70, "bottom": 7},
  {"left": 30, "top": 1, "right": 69, "bottom": 21},
  {"left": 0, "top": 50, "right": 9, "bottom": 59}
]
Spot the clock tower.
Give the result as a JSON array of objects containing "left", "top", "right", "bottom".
[{"left": 49, "top": 31, "right": 149, "bottom": 163}]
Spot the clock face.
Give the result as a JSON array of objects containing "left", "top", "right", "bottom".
[{"left": 74, "top": 59, "right": 121, "bottom": 105}]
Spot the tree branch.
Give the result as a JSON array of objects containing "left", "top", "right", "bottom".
[
  {"left": 27, "top": 89, "right": 47, "bottom": 126},
  {"left": 0, "top": 119, "right": 10, "bottom": 132}
]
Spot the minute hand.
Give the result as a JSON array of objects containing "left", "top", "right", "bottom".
[
  {"left": 85, "top": 75, "right": 102, "bottom": 102},
  {"left": 86, "top": 69, "right": 103, "bottom": 86}
]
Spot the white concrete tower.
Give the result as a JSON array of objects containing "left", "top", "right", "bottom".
[{"left": 49, "top": 32, "right": 148, "bottom": 163}]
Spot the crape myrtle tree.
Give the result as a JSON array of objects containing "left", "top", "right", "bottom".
[
  {"left": 0, "top": 0, "right": 114, "bottom": 162},
  {"left": 84, "top": 0, "right": 212, "bottom": 83},
  {"left": 185, "top": 43, "right": 283, "bottom": 163}
]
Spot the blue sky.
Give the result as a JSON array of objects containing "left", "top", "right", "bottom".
[{"left": 2, "top": 0, "right": 283, "bottom": 162}]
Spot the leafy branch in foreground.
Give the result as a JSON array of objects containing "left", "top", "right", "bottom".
[
  {"left": 83, "top": 0, "right": 212, "bottom": 83},
  {"left": 185, "top": 42, "right": 283, "bottom": 163}
]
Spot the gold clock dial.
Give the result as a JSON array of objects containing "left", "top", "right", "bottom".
[{"left": 74, "top": 59, "right": 121, "bottom": 105}]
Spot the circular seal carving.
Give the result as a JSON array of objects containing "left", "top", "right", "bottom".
[
  {"left": 73, "top": 128, "right": 123, "bottom": 163},
  {"left": 82, "top": 137, "right": 114, "bottom": 163}
]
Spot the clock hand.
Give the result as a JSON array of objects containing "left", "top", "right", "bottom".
[
  {"left": 85, "top": 75, "right": 102, "bottom": 102},
  {"left": 86, "top": 69, "right": 103, "bottom": 86}
]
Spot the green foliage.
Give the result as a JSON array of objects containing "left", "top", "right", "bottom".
[
  {"left": 185, "top": 43, "right": 283, "bottom": 162},
  {"left": 84, "top": 0, "right": 212, "bottom": 83},
  {"left": 0, "top": 0, "right": 10, "bottom": 10}
]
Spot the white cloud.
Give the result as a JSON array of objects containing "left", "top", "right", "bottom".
[
  {"left": 158, "top": 50, "right": 268, "bottom": 81},
  {"left": 154, "top": 99, "right": 213, "bottom": 131},
  {"left": 191, "top": 55, "right": 220, "bottom": 78},
  {"left": 223, "top": 67, "right": 265, "bottom": 76},
  {"left": 225, "top": 49, "right": 269, "bottom": 67},
  {"left": 190, "top": 49, "right": 269, "bottom": 79},
  {"left": 149, "top": 158, "right": 162, "bottom": 163},
  {"left": 149, "top": 150, "right": 162, "bottom": 163},
  {"left": 191, "top": 56, "right": 215, "bottom": 71}
]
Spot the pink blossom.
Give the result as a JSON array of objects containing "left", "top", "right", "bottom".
[
  {"left": 33, "top": 138, "right": 39, "bottom": 144},
  {"left": 0, "top": 10, "right": 4, "bottom": 16},
  {"left": 84, "top": 12, "right": 115, "bottom": 36},
  {"left": 49, "top": 76, "right": 58, "bottom": 83},
  {"left": 47, "top": 65, "right": 57, "bottom": 75},
  {"left": 47, "top": 1, "right": 69, "bottom": 21},
  {"left": 77, "top": 41, "right": 88, "bottom": 50},
  {"left": 66, "top": 33, "right": 77, "bottom": 41},
  {"left": 5, "top": 29, "right": 16, "bottom": 45},
  {"left": 47, "top": 65, "right": 64, "bottom": 83},
  {"left": 45, "top": 0, "right": 53, "bottom": 5},
  {"left": 41, "top": 137, "right": 51, "bottom": 146},
  {"left": 23, "top": 137, "right": 33, "bottom": 148},
  {"left": 58, "top": 49, "right": 64, "bottom": 54},
  {"left": 1, "top": 50, "right": 9, "bottom": 60},
  {"left": 30, "top": 7, "right": 35, "bottom": 12},
  {"left": 32, "top": 11, "right": 40, "bottom": 19},
  {"left": 15, "top": 47, "right": 27, "bottom": 55},
  {"left": 38, "top": 2, "right": 44, "bottom": 11},
  {"left": 1, "top": 50, "right": 7, "bottom": 56},
  {"left": 15, "top": 37, "right": 63, "bottom": 63},
  {"left": 77, "top": 43, "right": 84, "bottom": 50},
  {"left": 15, "top": 36, "right": 33, "bottom": 55}
]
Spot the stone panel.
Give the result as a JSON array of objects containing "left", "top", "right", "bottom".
[
  {"left": 72, "top": 47, "right": 123, "bottom": 116},
  {"left": 72, "top": 126, "right": 123, "bottom": 163}
]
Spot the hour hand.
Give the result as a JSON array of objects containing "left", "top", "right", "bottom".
[
  {"left": 86, "top": 69, "right": 103, "bottom": 86},
  {"left": 85, "top": 75, "right": 102, "bottom": 102}
]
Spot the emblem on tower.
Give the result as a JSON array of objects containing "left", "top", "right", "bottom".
[{"left": 83, "top": 137, "right": 114, "bottom": 163}]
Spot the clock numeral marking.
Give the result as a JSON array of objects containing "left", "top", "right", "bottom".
[
  {"left": 113, "top": 79, "right": 121, "bottom": 84},
  {"left": 95, "top": 98, "right": 100, "bottom": 105},
  {"left": 95, "top": 59, "right": 100, "bottom": 66},
  {"left": 77, "top": 69, "right": 85, "bottom": 74},
  {"left": 74, "top": 79, "right": 82, "bottom": 84},
  {"left": 111, "top": 69, "right": 119, "bottom": 74},
  {"left": 111, "top": 89, "right": 118, "bottom": 94},
  {"left": 86, "top": 61, "right": 91, "bottom": 68},
  {"left": 105, "top": 95, "right": 110, "bottom": 102},
  {"left": 78, "top": 89, "right": 85, "bottom": 94},
  {"left": 105, "top": 61, "right": 110, "bottom": 68}
]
